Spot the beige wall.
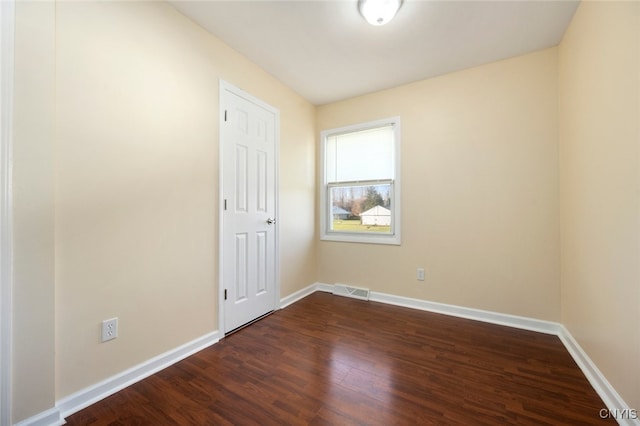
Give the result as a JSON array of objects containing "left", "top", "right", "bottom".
[
  {"left": 558, "top": 0, "right": 640, "bottom": 410},
  {"left": 8, "top": 0, "right": 316, "bottom": 418},
  {"left": 11, "top": 0, "right": 640, "bottom": 421},
  {"left": 317, "top": 48, "right": 560, "bottom": 321},
  {"left": 54, "top": 1, "right": 316, "bottom": 400},
  {"left": 12, "top": 0, "right": 57, "bottom": 422}
]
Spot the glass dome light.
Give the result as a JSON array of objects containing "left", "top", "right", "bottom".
[{"left": 358, "top": 0, "right": 403, "bottom": 26}]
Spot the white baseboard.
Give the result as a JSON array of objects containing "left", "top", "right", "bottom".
[
  {"left": 315, "top": 282, "right": 335, "bottom": 294},
  {"left": 56, "top": 330, "right": 220, "bottom": 422},
  {"left": 13, "top": 407, "right": 64, "bottom": 426},
  {"left": 558, "top": 325, "right": 639, "bottom": 426},
  {"left": 279, "top": 282, "right": 337, "bottom": 308},
  {"left": 369, "top": 290, "right": 560, "bottom": 335},
  {"left": 279, "top": 282, "right": 319, "bottom": 309}
]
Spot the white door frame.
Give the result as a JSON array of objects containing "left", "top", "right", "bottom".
[
  {"left": 0, "top": 0, "right": 15, "bottom": 424},
  {"left": 218, "top": 80, "right": 280, "bottom": 335}
]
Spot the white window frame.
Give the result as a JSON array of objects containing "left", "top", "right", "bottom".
[{"left": 320, "top": 117, "right": 401, "bottom": 245}]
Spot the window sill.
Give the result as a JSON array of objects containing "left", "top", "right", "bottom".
[{"left": 320, "top": 233, "right": 401, "bottom": 245}]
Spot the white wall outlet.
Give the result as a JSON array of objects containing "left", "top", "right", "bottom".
[
  {"left": 417, "top": 267, "right": 425, "bottom": 281},
  {"left": 101, "top": 317, "right": 118, "bottom": 342}
]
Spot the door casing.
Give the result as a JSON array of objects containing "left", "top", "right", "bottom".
[{"left": 0, "top": 1, "right": 15, "bottom": 424}]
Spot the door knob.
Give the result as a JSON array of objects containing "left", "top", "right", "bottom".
[{"left": 266, "top": 218, "right": 276, "bottom": 225}]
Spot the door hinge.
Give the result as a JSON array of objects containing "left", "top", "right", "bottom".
[
  {"left": 224, "top": 289, "right": 227, "bottom": 300},
  {"left": 224, "top": 110, "right": 227, "bottom": 122},
  {"left": 224, "top": 199, "right": 227, "bottom": 210}
]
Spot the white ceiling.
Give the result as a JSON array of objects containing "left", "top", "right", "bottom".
[{"left": 169, "top": 0, "right": 579, "bottom": 105}]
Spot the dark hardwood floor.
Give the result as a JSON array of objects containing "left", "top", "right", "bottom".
[{"left": 66, "top": 292, "right": 614, "bottom": 425}]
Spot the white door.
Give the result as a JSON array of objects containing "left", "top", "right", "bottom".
[{"left": 220, "top": 82, "right": 279, "bottom": 333}]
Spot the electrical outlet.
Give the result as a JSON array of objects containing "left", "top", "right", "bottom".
[
  {"left": 101, "top": 318, "right": 118, "bottom": 342},
  {"left": 416, "top": 267, "right": 425, "bottom": 281}
]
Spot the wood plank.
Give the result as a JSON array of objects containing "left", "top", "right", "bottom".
[{"left": 65, "top": 292, "right": 615, "bottom": 425}]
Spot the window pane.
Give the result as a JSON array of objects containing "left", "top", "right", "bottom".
[
  {"left": 329, "top": 183, "right": 392, "bottom": 234},
  {"left": 326, "top": 125, "right": 394, "bottom": 183}
]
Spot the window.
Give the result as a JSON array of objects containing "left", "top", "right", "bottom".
[{"left": 320, "top": 117, "right": 401, "bottom": 245}]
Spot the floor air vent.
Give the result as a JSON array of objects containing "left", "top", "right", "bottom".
[{"left": 332, "top": 284, "right": 370, "bottom": 301}]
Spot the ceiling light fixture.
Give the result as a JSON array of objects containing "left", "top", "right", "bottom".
[{"left": 358, "top": 0, "right": 403, "bottom": 26}]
